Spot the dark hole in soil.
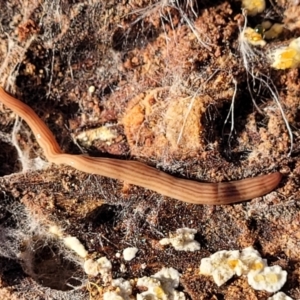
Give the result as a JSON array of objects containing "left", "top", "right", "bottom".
[
  {"left": 20, "top": 238, "right": 85, "bottom": 291},
  {"left": 0, "top": 141, "right": 20, "bottom": 176},
  {"left": 85, "top": 203, "right": 121, "bottom": 226}
]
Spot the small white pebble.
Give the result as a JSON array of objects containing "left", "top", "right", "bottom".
[
  {"left": 84, "top": 259, "right": 99, "bottom": 276},
  {"left": 84, "top": 257, "right": 112, "bottom": 279},
  {"left": 88, "top": 85, "right": 95, "bottom": 94},
  {"left": 199, "top": 250, "right": 241, "bottom": 286},
  {"left": 268, "top": 292, "right": 293, "bottom": 300},
  {"left": 159, "top": 228, "right": 200, "bottom": 252},
  {"left": 103, "top": 291, "right": 124, "bottom": 300},
  {"left": 123, "top": 247, "right": 138, "bottom": 261},
  {"left": 248, "top": 265, "right": 287, "bottom": 293},
  {"left": 242, "top": 0, "right": 266, "bottom": 16},
  {"left": 120, "top": 263, "right": 126, "bottom": 273},
  {"left": 136, "top": 267, "right": 185, "bottom": 300}
]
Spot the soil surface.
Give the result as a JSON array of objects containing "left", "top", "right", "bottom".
[{"left": 0, "top": 1, "right": 300, "bottom": 299}]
